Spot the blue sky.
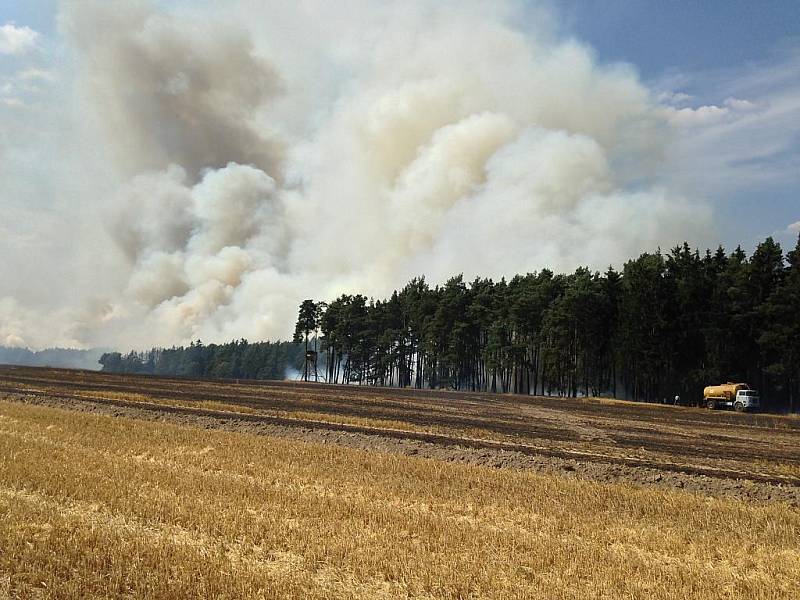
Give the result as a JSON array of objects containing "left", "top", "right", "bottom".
[
  {"left": 556, "top": 0, "right": 800, "bottom": 77},
  {"left": 0, "top": 0, "right": 56, "bottom": 30}
]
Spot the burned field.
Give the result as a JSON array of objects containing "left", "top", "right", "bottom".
[
  {"left": 1, "top": 366, "right": 799, "bottom": 503},
  {"left": 1, "top": 366, "right": 800, "bottom": 599}
]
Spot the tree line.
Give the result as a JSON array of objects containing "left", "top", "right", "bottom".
[
  {"left": 98, "top": 236, "right": 799, "bottom": 412},
  {"left": 295, "top": 236, "right": 800, "bottom": 412},
  {"left": 99, "top": 339, "right": 304, "bottom": 380}
]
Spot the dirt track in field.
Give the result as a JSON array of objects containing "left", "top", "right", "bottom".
[{"left": 2, "top": 365, "right": 799, "bottom": 504}]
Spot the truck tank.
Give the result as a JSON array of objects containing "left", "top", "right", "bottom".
[{"left": 703, "top": 383, "right": 749, "bottom": 400}]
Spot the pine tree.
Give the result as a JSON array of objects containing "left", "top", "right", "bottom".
[
  {"left": 293, "top": 299, "right": 322, "bottom": 381},
  {"left": 759, "top": 235, "right": 800, "bottom": 412}
]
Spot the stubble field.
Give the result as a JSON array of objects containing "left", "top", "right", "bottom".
[{"left": 1, "top": 366, "right": 799, "bottom": 598}]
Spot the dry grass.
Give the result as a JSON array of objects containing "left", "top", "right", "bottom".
[
  {"left": 0, "top": 400, "right": 799, "bottom": 599},
  {"left": 753, "top": 460, "right": 800, "bottom": 479},
  {"left": 67, "top": 388, "right": 457, "bottom": 436},
  {"left": 52, "top": 387, "right": 800, "bottom": 479},
  {"left": 38, "top": 386, "right": 509, "bottom": 446}
]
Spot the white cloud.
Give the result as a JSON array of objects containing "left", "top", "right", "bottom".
[
  {"left": 18, "top": 68, "right": 55, "bottom": 83},
  {"left": 723, "top": 97, "right": 756, "bottom": 110},
  {"left": 666, "top": 103, "right": 730, "bottom": 126},
  {"left": 0, "top": 22, "right": 39, "bottom": 55},
  {"left": 657, "top": 91, "right": 692, "bottom": 106},
  {"left": 661, "top": 50, "right": 800, "bottom": 198},
  {"left": 1, "top": 97, "right": 24, "bottom": 108},
  {"left": 0, "top": 67, "right": 57, "bottom": 110},
  {"left": 789, "top": 221, "right": 800, "bottom": 234},
  {"left": 663, "top": 95, "right": 761, "bottom": 128}
]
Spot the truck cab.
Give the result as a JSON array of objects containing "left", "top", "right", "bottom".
[{"left": 733, "top": 389, "right": 760, "bottom": 412}]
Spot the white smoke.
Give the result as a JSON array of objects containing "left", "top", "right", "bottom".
[
  {"left": 60, "top": 0, "right": 283, "bottom": 178},
  {"left": 1, "top": 0, "right": 714, "bottom": 349}
]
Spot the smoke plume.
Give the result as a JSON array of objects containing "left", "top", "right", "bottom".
[{"left": 0, "top": 0, "right": 713, "bottom": 349}]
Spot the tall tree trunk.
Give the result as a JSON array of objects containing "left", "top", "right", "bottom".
[{"left": 303, "top": 334, "right": 309, "bottom": 382}]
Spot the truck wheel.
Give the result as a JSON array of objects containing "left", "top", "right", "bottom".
[
  {"left": 705, "top": 398, "right": 716, "bottom": 410},
  {"left": 734, "top": 402, "right": 745, "bottom": 413}
]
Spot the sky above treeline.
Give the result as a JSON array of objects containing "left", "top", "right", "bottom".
[{"left": 0, "top": 0, "right": 798, "bottom": 350}]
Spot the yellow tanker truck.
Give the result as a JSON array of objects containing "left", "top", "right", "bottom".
[{"left": 703, "top": 382, "right": 760, "bottom": 412}]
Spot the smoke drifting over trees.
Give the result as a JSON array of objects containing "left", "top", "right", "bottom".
[
  {"left": 3, "top": 0, "right": 715, "bottom": 349},
  {"left": 0, "top": 346, "right": 105, "bottom": 371},
  {"left": 99, "top": 340, "right": 303, "bottom": 381}
]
